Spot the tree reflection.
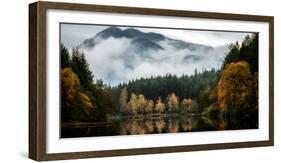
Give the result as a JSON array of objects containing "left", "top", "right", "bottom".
[{"left": 61, "top": 114, "right": 258, "bottom": 138}]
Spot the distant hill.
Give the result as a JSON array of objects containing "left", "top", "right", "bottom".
[
  {"left": 78, "top": 26, "right": 229, "bottom": 86},
  {"left": 79, "top": 26, "right": 214, "bottom": 52}
]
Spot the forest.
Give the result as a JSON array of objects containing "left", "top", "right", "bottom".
[{"left": 60, "top": 34, "right": 258, "bottom": 128}]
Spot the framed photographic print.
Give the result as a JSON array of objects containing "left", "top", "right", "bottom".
[{"left": 29, "top": 1, "right": 274, "bottom": 161}]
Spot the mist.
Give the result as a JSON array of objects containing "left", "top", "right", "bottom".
[{"left": 82, "top": 37, "right": 229, "bottom": 86}]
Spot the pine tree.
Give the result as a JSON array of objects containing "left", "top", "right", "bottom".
[
  {"left": 60, "top": 44, "right": 70, "bottom": 68},
  {"left": 71, "top": 47, "right": 93, "bottom": 90}
]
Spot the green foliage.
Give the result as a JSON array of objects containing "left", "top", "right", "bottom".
[
  {"left": 239, "top": 34, "right": 258, "bottom": 73},
  {"left": 60, "top": 33, "right": 259, "bottom": 123},
  {"left": 61, "top": 44, "right": 71, "bottom": 68},
  {"left": 112, "top": 68, "right": 220, "bottom": 115},
  {"left": 202, "top": 105, "right": 220, "bottom": 117},
  {"left": 222, "top": 42, "right": 240, "bottom": 67},
  {"left": 60, "top": 68, "right": 94, "bottom": 122},
  {"left": 87, "top": 84, "right": 116, "bottom": 121},
  {"left": 216, "top": 34, "right": 258, "bottom": 116},
  {"left": 117, "top": 69, "right": 220, "bottom": 102},
  {"left": 222, "top": 34, "right": 258, "bottom": 73},
  {"left": 197, "top": 86, "right": 218, "bottom": 112},
  {"left": 70, "top": 47, "right": 93, "bottom": 90},
  {"left": 60, "top": 44, "right": 116, "bottom": 122}
]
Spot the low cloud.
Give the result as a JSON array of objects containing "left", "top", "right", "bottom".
[{"left": 82, "top": 37, "right": 229, "bottom": 86}]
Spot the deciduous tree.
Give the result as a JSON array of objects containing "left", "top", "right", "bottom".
[
  {"left": 218, "top": 61, "right": 254, "bottom": 112},
  {"left": 167, "top": 93, "right": 179, "bottom": 112},
  {"left": 181, "top": 98, "right": 192, "bottom": 112},
  {"left": 145, "top": 100, "right": 154, "bottom": 114},
  {"left": 128, "top": 93, "right": 138, "bottom": 115},
  {"left": 137, "top": 94, "right": 146, "bottom": 114},
  {"left": 155, "top": 97, "right": 165, "bottom": 114}
]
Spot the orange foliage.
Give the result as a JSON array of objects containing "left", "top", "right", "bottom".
[
  {"left": 155, "top": 97, "right": 165, "bottom": 113},
  {"left": 61, "top": 68, "right": 94, "bottom": 113},
  {"left": 61, "top": 68, "right": 80, "bottom": 104},
  {"left": 218, "top": 61, "right": 254, "bottom": 111},
  {"left": 181, "top": 98, "right": 192, "bottom": 108},
  {"left": 167, "top": 93, "right": 179, "bottom": 112}
]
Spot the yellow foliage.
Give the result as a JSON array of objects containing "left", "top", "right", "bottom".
[
  {"left": 145, "top": 100, "right": 154, "bottom": 113},
  {"left": 61, "top": 68, "right": 93, "bottom": 115},
  {"left": 181, "top": 98, "right": 192, "bottom": 108},
  {"left": 167, "top": 93, "right": 179, "bottom": 112},
  {"left": 137, "top": 94, "right": 146, "bottom": 111},
  {"left": 128, "top": 93, "right": 138, "bottom": 115},
  {"left": 155, "top": 97, "right": 165, "bottom": 113},
  {"left": 155, "top": 119, "right": 165, "bottom": 133},
  {"left": 79, "top": 92, "right": 93, "bottom": 109},
  {"left": 61, "top": 68, "right": 80, "bottom": 104},
  {"left": 218, "top": 61, "right": 254, "bottom": 110}
]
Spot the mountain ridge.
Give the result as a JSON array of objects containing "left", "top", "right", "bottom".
[{"left": 79, "top": 26, "right": 214, "bottom": 52}]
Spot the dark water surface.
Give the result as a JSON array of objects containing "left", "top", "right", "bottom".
[{"left": 61, "top": 115, "right": 258, "bottom": 138}]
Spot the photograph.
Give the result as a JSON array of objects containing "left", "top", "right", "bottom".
[{"left": 59, "top": 23, "right": 259, "bottom": 138}]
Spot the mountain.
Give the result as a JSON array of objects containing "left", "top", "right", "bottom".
[
  {"left": 77, "top": 26, "right": 229, "bottom": 86},
  {"left": 79, "top": 26, "right": 213, "bottom": 52}
]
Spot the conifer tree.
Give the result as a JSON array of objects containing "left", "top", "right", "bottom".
[
  {"left": 71, "top": 47, "right": 93, "bottom": 90},
  {"left": 60, "top": 44, "right": 70, "bottom": 68}
]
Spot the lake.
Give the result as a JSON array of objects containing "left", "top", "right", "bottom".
[{"left": 61, "top": 114, "right": 258, "bottom": 138}]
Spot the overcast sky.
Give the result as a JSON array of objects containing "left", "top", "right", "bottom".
[
  {"left": 61, "top": 23, "right": 250, "bottom": 48},
  {"left": 60, "top": 23, "right": 253, "bottom": 86}
]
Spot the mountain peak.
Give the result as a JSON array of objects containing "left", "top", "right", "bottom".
[
  {"left": 96, "top": 26, "right": 124, "bottom": 39},
  {"left": 79, "top": 26, "right": 213, "bottom": 52}
]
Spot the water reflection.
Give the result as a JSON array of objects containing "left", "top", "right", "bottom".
[{"left": 61, "top": 115, "right": 258, "bottom": 138}]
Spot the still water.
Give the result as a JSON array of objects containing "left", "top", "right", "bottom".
[{"left": 61, "top": 115, "right": 258, "bottom": 138}]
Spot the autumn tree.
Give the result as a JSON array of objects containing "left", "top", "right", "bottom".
[
  {"left": 61, "top": 68, "right": 93, "bottom": 121},
  {"left": 155, "top": 97, "right": 165, "bottom": 114},
  {"left": 128, "top": 93, "right": 138, "bottom": 115},
  {"left": 61, "top": 68, "right": 80, "bottom": 106},
  {"left": 189, "top": 100, "right": 199, "bottom": 112},
  {"left": 137, "top": 94, "right": 146, "bottom": 114},
  {"left": 60, "top": 46, "right": 119, "bottom": 122},
  {"left": 218, "top": 61, "right": 254, "bottom": 113},
  {"left": 181, "top": 98, "right": 192, "bottom": 112},
  {"left": 77, "top": 92, "right": 93, "bottom": 116},
  {"left": 167, "top": 93, "right": 179, "bottom": 112},
  {"left": 155, "top": 119, "right": 165, "bottom": 133},
  {"left": 145, "top": 100, "right": 154, "bottom": 114},
  {"left": 117, "top": 69, "right": 220, "bottom": 103},
  {"left": 252, "top": 72, "right": 259, "bottom": 110}
]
